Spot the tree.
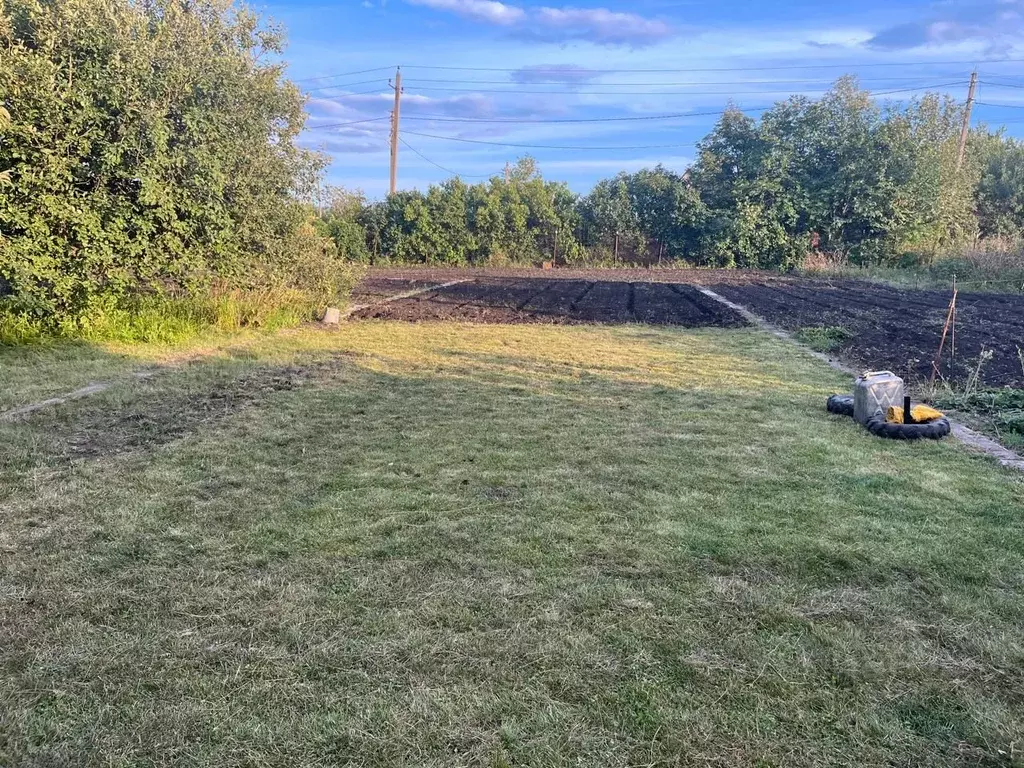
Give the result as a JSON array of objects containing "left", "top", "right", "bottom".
[
  {"left": 976, "top": 134, "right": 1024, "bottom": 238},
  {"left": 691, "top": 79, "right": 978, "bottom": 266},
  {"left": 316, "top": 187, "right": 370, "bottom": 262}
]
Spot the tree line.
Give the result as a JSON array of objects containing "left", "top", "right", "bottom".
[{"left": 320, "top": 79, "right": 1024, "bottom": 270}]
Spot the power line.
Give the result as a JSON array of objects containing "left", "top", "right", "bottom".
[
  {"left": 402, "top": 130, "right": 697, "bottom": 150},
  {"left": 870, "top": 82, "right": 966, "bottom": 96},
  {"left": 401, "top": 74, "right": 964, "bottom": 87},
  {"left": 399, "top": 137, "right": 494, "bottom": 178},
  {"left": 293, "top": 66, "right": 394, "bottom": 83},
  {"left": 289, "top": 60, "right": 1023, "bottom": 88},
  {"left": 307, "top": 116, "right": 391, "bottom": 129},
  {"left": 304, "top": 85, "right": 966, "bottom": 130},
  {"left": 307, "top": 87, "right": 391, "bottom": 100},
  {"left": 976, "top": 101, "right": 1024, "bottom": 109},
  {"left": 398, "top": 106, "right": 773, "bottom": 124},
  {"left": 398, "top": 58, "right": 1024, "bottom": 74},
  {"left": 393, "top": 82, "right": 962, "bottom": 96},
  {"left": 303, "top": 78, "right": 390, "bottom": 94},
  {"left": 980, "top": 74, "right": 1024, "bottom": 84}
]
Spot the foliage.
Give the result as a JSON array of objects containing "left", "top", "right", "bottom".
[
  {"left": 0, "top": 0, "right": 339, "bottom": 337},
  {"left": 690, "top": 80, "right": 976, "bottom": 268},
  {"left": 933, "top": 387, "right": 1024, "bottom": 448},
  {"left": 355, "top": 158, "right": 582, "bottom": 265},
  {"left": 7, "top": 13, "right": 1024, "bottom": 342},
  {"left": 330, "top": 80, "right": 998, "bottom": 270},
  {"left": 933, "top": 387, "right": 1024, "bottom": 416},
  {"left": 579, "top": 166, "right": 706, "bottom": 263},
  {"left": 975, "top": 135, "right": 1024, "bottom": 238},
  {"left": 798, "top": 242, "right": 1024, "bottom": 293},
  {"left": 314, "top": 187, "right": 371, "bottom": 263}
]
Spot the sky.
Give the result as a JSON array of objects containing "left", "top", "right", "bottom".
[{"left": 262, "top": 0, "right": 1024, "bottom": 198}]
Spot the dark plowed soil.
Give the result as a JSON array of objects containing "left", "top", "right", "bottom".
[
  {"left": 710, "top": 280, "right": 1024, "bottom": 387},
  {"left": 349, "top": 277, "right": 449, "bottom": 305},
  {"left": 356, "top": 266, "right": 795, "bottom": 286},
  {"left": 350, "top": 268, "right": 1024, "bottom": 387},
  {"left": 350, "top": 277, "right": 748, "bottom": 328}
]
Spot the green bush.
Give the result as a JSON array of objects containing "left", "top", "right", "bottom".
[{"left": 0, "top": 0, "right": 340, "bottom": 338}]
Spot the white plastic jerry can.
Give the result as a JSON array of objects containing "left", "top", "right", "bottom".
[{"left": 853, "top": 371, "right": 905, "bottom": 425}]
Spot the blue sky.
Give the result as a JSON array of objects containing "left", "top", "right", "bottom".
[{"left": 264, "top": 0, "right": 1024, "bottom": 198}]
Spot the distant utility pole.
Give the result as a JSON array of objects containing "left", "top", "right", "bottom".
[
  {"left": 957, "top": 70, "right": 978, "bottom": 172},
  {"left": 389, "top": 67, "right": 403, "bottom": 195},
  {"left": 504, "top": 162, "right": 511, "bottom": 182}
]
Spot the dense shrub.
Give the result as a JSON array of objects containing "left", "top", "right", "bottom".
[{"left": 0, "top": 0, "right": 342, "bottom": 339}]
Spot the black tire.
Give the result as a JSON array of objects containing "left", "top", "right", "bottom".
[
  {"left": 827, "top": 394, "right": 855, "bottom": 417},
  {"left": 864, "top": 414, "right": 951, "bottom": 440}
]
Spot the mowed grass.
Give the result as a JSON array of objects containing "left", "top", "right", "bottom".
[{"left": 2, "top": 322, "right": 1023, "bottom": 767}]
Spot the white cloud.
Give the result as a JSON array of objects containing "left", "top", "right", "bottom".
[
  {"left": 404, "top": 0, "right": 674, "bottom": 47},
  {"left": 407, "top": 0, "right": 525, "bottom": 25},
  {"left": 527, "top": 7, "right": 674, "bottom": 46}
]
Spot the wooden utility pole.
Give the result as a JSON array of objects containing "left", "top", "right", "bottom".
[
  {"left": 504, "top": 162, "right": 511, "bottom": 182},
  {"left": 389, "top": 68, "right": 402, "bottom": 195},
  {"left": 957, "top": 71, "right": 977, "bottom": 172}
]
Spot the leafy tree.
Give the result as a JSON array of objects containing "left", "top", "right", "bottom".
[
  {"left": 692, "top": 79, "right": 978, "bottom": 266},
  {"left": 976, "top": 135, "right": 1024, "bottom": 237},
  {"left": 580, "top": 167, "right": 706, "bottom": 263},
  {"left": 315, "top": 187, "right": 370, "bottom": 262},
  {"left": 691, "top": 106, "right": 802, "bottom": 267}
]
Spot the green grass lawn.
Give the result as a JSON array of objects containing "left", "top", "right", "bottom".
[{"left": 2, "top": 322, "right": 1023, "bottom": 767}]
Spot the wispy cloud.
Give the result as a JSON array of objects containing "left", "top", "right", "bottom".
[
  {"left": 865, "top": 0, "right": 1024, "bottom": 52},
  {"left": 523, "top": 7, "right": 674, "bottom": 46},
  {"left": 511, "top": 64, "right": 601, "bottom": 85},
  {"left": 407, "top": 0, "right": 525, "bottom": 25},
  {"left": 404, "top": 0, "right": 674, "bottom": 46}
]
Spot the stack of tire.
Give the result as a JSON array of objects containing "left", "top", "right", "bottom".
[{"left": 826, "top": 394, "right": 951, "bottom": 440}]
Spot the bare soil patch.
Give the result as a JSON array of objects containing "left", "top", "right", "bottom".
[
  {"left": 352, "top": 269, "right": 1024, "bottom": 387},
  {"left": 710, "top": 278, "right": 1024, "bottom": 388},
  {"left": 349, "top": 276, "right": 451, "bottom": 304},
  {"left": 350, "top": 277, "right": 748, "bottom": 328}
]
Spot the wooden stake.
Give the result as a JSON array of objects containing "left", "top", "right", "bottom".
[
  {"left": 950, "top": 274, "right": 957, "bottom": 365},
  {"left": 930, "top": 283, "right": 959, "bottom": 386}
]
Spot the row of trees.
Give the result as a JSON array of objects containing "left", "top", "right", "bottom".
[{"left": 318, "top": 79, "right": 1024, "bottom": 270}]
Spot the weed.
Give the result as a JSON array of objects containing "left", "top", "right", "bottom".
[
  {"left": 800, "top": 239, "right": 1024, "bottom": 292},
  {"left": 795, "top": 325, "right": 853, "bottom": 352},
  {"left": 963, "top": 348, "right": 995, "bottom": 398}
]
